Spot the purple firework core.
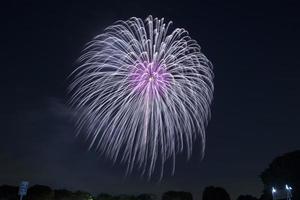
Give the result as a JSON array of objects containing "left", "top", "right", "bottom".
[{"left": 130, "top": 61, "right": 171, "bottom": 95}]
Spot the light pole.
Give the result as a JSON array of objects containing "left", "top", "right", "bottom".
[
  {"left": 272, "top": 187, "right": 277, "bottom": 200},
  {"left": 285, "top": 184, "right": 292, "bottom": 200},
  {"left": 18, "top": 181, "right": 29, "bottom": 200}
]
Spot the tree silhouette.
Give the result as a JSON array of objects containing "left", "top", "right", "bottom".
[
  {"left": 202, "top": 186, "right": 230, "bottom": 200},
  {"left": 137, "top": 194, "right": 157, "bottom": 200},
  {"left": 162, "top": 191, "right": 193, "bottom": 200},
  {"left": 26, "top": 185, "right": 54, "bottom": 200},
  {"left": 96, "top": 193, "right": 114, "bottom": 200},
  {"left": 260, "top": 150, "right": 300, "bottom": 200},
  {"left": 72, "top": 191, "right": 94, "bottom": 200},
  {"left": 0, "top": 185, "right": 18, "bottom": 200},
  {"left": 54, "top": 189, "right": 73, "bottom": 200}
]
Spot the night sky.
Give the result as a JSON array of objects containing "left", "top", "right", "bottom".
[{"left": 2, "top": 0, "right": 300, "bottom": 199}]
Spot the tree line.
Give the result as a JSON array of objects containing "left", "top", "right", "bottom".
[{"left": 1, "top": 150, "right": 299, "bottom": 200}]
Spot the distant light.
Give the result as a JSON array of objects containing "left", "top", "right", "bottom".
[
  {"left": 285, "top": 184, "right": 292, "bottom": 190},
  {"left": 272, "top": 187, "right": 276, "bottom": 193}
]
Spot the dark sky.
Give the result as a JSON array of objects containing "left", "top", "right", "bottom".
[{"left": 1, "top": 0, "right": 300, "bottom": 199}]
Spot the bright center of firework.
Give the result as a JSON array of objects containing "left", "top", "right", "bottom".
[{"left": 131, "top": 61, "right": 171, "bottom": 93}]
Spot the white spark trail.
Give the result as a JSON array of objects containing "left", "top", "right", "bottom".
[{"left": 69, "top": 16, "right": 214, "bottom": 178}]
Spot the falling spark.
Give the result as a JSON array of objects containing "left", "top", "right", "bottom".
[{"left": 69, "top": 16, "right": 214, "bottom": 178}]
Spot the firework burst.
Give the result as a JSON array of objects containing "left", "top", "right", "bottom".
[{"left": 69, "top": 16, "right": 214, "bottom": 178}]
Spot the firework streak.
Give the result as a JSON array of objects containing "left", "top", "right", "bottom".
[{"left": 69, "top": 16, "right": 214, "bottom": 178}]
